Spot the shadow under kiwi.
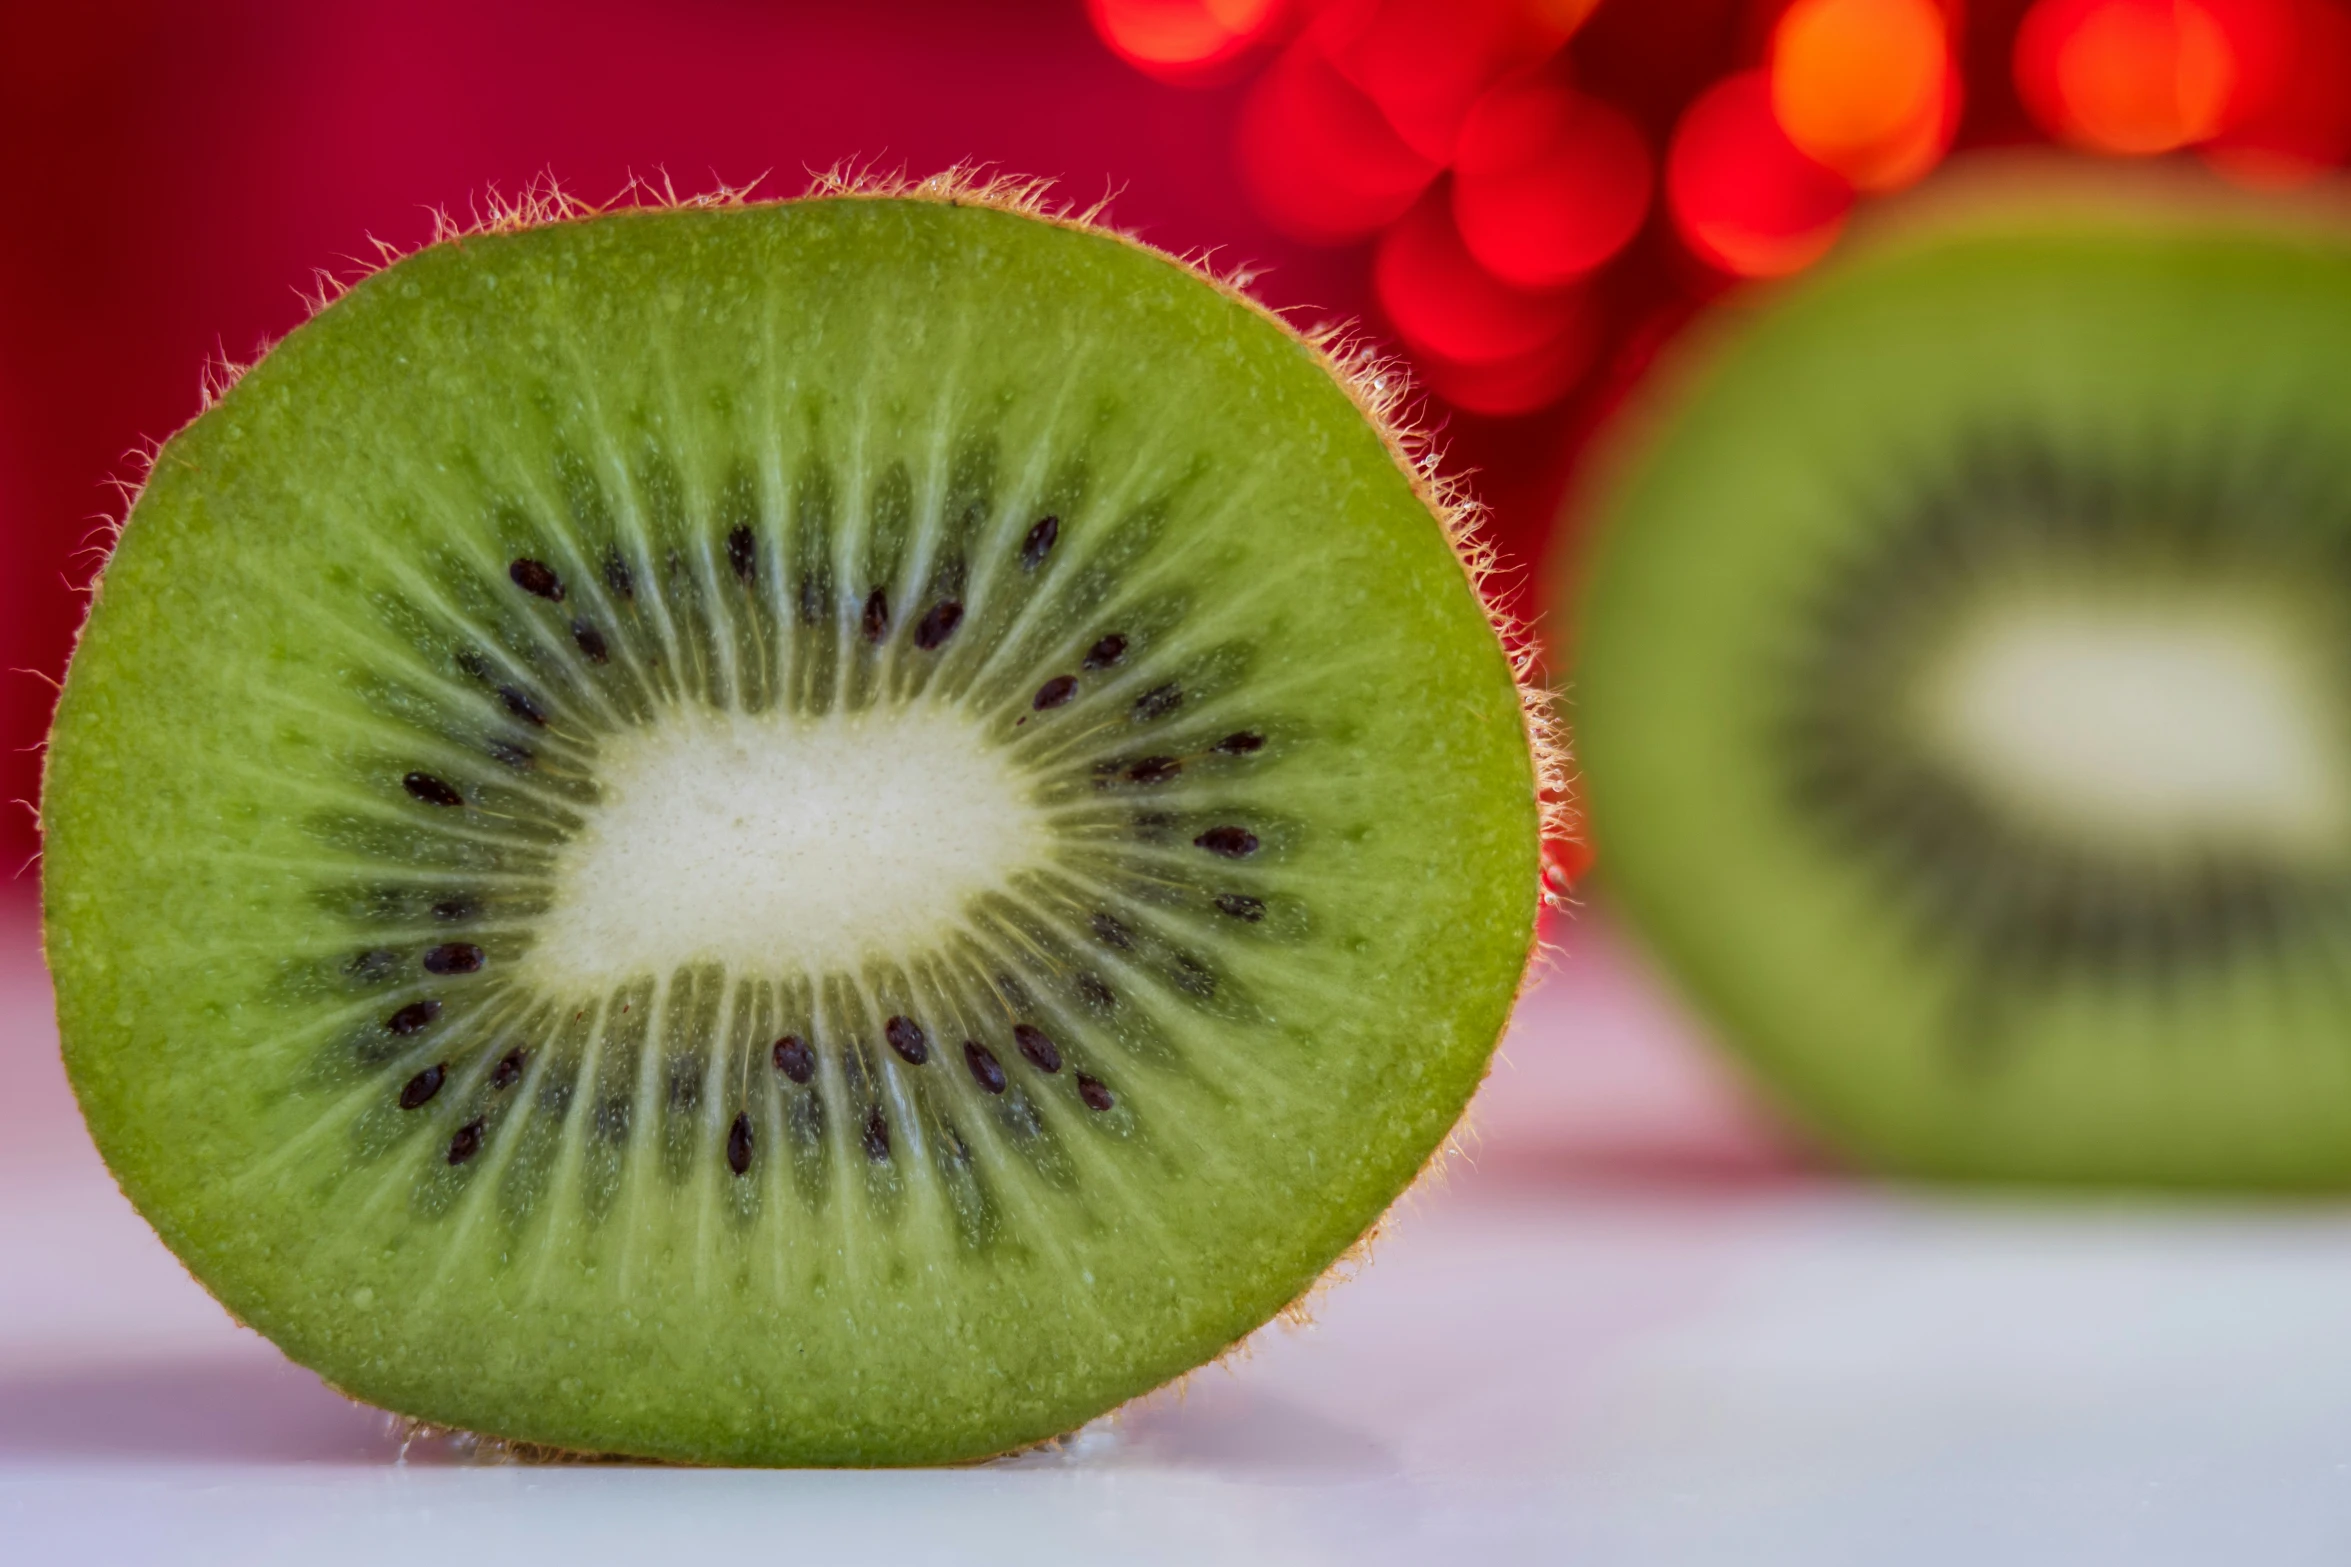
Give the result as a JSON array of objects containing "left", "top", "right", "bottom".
[{"left": 0, "top": 1354, "right": 459, "bottom": 1465}]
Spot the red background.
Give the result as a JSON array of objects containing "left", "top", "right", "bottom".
[{"left": 0, "top": 0, "right": 2050, "bottom": 881}]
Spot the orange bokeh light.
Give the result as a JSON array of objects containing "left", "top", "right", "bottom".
[
  {"left": 1087, "top": 0, "right": 1284, "bottom": 83},
  {"left": 1452, "top": 77, "right": 1652, "bottom": 288},
  {"left": 1770, "top": 0, "right": 1958, "bottom": 190},
  {"left": 1236, "top": 37, "right": 1442, "bottom": 242},
  {"left": 1668, "top": 71, "right": 1855, "bottom": 278},
  {"left": 2015, "top": 0, "right": 2247, "bottom": 153}
]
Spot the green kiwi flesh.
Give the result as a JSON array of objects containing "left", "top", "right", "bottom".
[
  {"left": 1574, "top": 188, "right": 2351, "bottom": 1189},
  {"left": 39, "top": 192, "right": 1540, "bottom": 1463}
]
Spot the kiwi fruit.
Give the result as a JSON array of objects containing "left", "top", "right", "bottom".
[
  {"left": 1572, "top": 173, "right": 2351, "bottom": 1189},
  {"left": 38, "top": 176, "right": 1546, "bottom": 1464}
]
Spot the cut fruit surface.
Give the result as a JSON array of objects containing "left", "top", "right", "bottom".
[
  {"left": 39, "top": 190, "right": 1540, "bottom": 1463},
  {"left": 1572, "top": 182, "right": 2351, "bottom": 1187}
]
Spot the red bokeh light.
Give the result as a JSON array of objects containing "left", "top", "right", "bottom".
[
  {"left": 2201, "top": 0, "right": 2351, "bottom": 181},
  {"left": 1410, "top": 319, "right": 1599, "bottom": 417},
  {"left": 1452, "top": 75, "right": 1652, "bottom": 288},
  {"left": 1236, "top": 37, "right": 1442, "bottom": 241},
  {"left": 1309, "top": 0, "right": 1599, "bottom": 162},
  {"left": 1088, "top": 0, "right": 1286, "bottom": 83},
  {"left": 1374, "top": 187, "right": 1588, "bottom": 363},
  {"left": 1374, "top": 190, "right": 1595, "bottom": 415},
  {"left": 1668, "top": 70, "right": 1855, "bottom": 278},
  {"left": 2014, "top": 0, "right": 2247, "bottom": 153}
]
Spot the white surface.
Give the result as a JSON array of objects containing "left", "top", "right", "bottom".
[{"left": 8, "top": 897, "right": 2351, "bottom": 1564}]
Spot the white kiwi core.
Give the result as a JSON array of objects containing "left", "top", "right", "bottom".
[
  {"left": 1920, "top": 596, "right": 2351, "bottom": 852},
  {"left": 526, "top": 707, "right": 1048, "bottom": 985}
]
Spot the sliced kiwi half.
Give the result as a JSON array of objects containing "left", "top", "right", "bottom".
[
  {"left": 1572, "top": 175, "right": 2351, "bottom": 1189},
  {"left": 39, "top": 180, "right": 1543, "bottom": 1463}
]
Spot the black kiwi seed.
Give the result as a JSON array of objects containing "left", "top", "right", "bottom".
[
  {"left": 399, "top": 1063, "right": 446, "bottom": 1109},
  {"left": 1195, "top": 826, "right": 1260, "bottom": 858},
  {"left": 403, "top": 772, "right": 464, "bottom": 808},
  {"left": 861, "top": 588, "right": 891, "bottom": 643},
  {"left": 773, "top": 1035, "right": 814, "bottom": 1084},
  {"left": 1090, "top": 912, "right": 1134, "bottom": 949},
  {"left": 431, "top": 897, "right": 476, "bottom": 922},
  {"left": 963, "top": 1041, "right": 1007, "bottom": 1094},
  {"left": 487, "top": 740, "right": 534, "bottom": 770},
  {"left": 726, "top": 1112, "right": 754, "bottom": 1176},
  {"left": 1077, "top": 1075, "right": 1115, "bottom": 1112},
  {"left": 602, "top": 549, "right": 634, "bottom": 600},
  {"left": 491, "top": 1049, "right": 525, "bottom": 1090},
  {"left": 885, "top": 1015, "right": 929, "bottom": 1065},
  {"left": 498, "top": 686, "right": 548, "bottom": 726},
  {"left": 421, "top": 942, "right": 484, "bottom": 975},
  {"left": 387, "top": 999, "right": 442, "bottom": 1035},
  {"left": 572, "top": 620, "right": 609, "bottom": 663},
  {"left": 1126, "top": 756, "right": 1182, "bottom": 785},
  {"left": 862, "top": 1108, "right": 891, "bottom": 1162},
  {"left": 1216, "top": 893, "right": 1266, "bottom": 922},
  {"left": 1214, "top": 731, "right": 1265, "bottom": 755},
  {"left": 1021, "top": 514, "right": 1060, "bottom": 568},
  {"left": 1013, "top": 1024, "right": 1062, "bottom": 1073},
  {"left": 914, "top": 601, "right": 964, "bottom": 650},
  {"left": 1083, "top": 633, "right": 1127, "bottom": 670},
  {"left": 508, "top": 558, "right": 564, "bottom": 600},
  {"left": 1033, "top": 674, "right": 1078, "bottom": 710},
  {"left": 1133, "top": 683, "right": 1183, "bottom": 722},
  {"left": 447, "top": 1118, "right": 485, "bottom": 1165},
  {"left": 1076, "top": 972, "right": 1116, "bottom": 1010},
  {"left": 727, "top": 525, "right": 758, "bottom": 585}
]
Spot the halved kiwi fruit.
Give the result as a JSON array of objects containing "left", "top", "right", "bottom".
[
  {"left": 1572, "top": 174, "right": 2351, "bottom": 1189},
  {"left": 39, "top": 180, "right": 1543, "bottom": 1463}
]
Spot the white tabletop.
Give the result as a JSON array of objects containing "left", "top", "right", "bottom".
[{"left": 6, "top": 897, "right": 2349, "bottom": 1565}]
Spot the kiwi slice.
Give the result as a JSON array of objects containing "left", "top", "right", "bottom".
[
  {"left": 39, "top": 181, "right": 1543, "bottom": 1463},
  {"left": 1572, "top": 180, "right": 2351, "bottom": 1189}
]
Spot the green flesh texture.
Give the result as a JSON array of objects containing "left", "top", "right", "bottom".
[
  {"left": 1574, "top": 200, "right": 2351, "bottom": 1189},
  {"left": 42, "top": 197, "right": 1538, "bottom": 1463}
]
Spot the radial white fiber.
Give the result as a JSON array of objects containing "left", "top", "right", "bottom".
[{"left": 528, "top": 707, "right": 1047, "bottom": 984}]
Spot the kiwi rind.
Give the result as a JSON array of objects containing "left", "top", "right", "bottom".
[
  {"left": 41, "top": 171, "right": 1551, "bottom": 1463},
  {"left": 1570, "top": 170, "right": 2351, "bottom": 1190}
]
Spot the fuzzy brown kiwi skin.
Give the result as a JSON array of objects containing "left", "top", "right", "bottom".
[{"left": 41, "top": 165, "right": 1565, "bottom": 1463}]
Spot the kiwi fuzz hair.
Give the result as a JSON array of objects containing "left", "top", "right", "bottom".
[{"left": 38, "top": 165, "right": 1560, "bottom": 1463}]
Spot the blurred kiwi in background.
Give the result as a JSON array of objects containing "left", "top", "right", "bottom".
[{"left": 1565, "top": 159, "right": 2351, "bottom": 1188}]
